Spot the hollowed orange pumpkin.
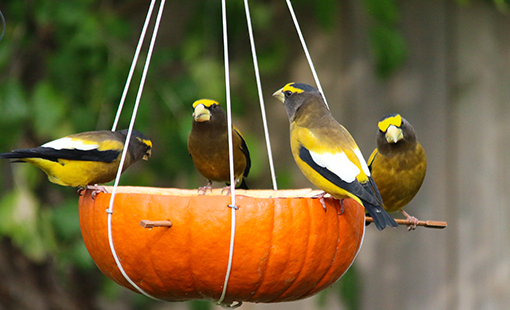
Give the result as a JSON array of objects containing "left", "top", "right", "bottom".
[{"left": 78, "top": 187, "right": 365, "bottom": 304}]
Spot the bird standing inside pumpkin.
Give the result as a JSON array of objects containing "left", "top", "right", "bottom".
[
  {"left": 273, "top": 82, "right": 397, "bottom": 231},
  {"left": 368, "top": 114, "right": 427, "bottom": 230},
  {"left": 0, "top": 129, "right": 152, "bottom": 196},
  {"left": 188, "top": 99, "right": 251, "bottom": 193}
]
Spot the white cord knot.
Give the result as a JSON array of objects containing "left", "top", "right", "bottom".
[
  {"left": 228, "top": 204, "right": 239, "bottom": 210},
  {"left": 219, "top": 301, "right": 243, "bottom": 309}
]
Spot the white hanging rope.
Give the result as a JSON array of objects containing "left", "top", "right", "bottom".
[
  {"left": 217, "top": 0, "right": 238, "bottom": 306},
  {"left": 111, "top": 0, "right": 157, "bottom": 132},
  {"left": 243, "top": 0, "right": 278, "bottom": 191},
  {"left": 106, "top": 0, "right": 166, "bottom": 301},
  {"left": 285, "top": 0, "right": 329, "bottom": 108}
]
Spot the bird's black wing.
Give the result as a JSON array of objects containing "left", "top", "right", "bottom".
[
  {"left": 0, "top": 147, "right": 120, "bottom": 163},
  {"left": 299, "top": 145, "right": 397, "bottom": 230},
  {"left": 298, "top": 145, "right": 380, "bottom": 206},
  {"left": 235, "top": 129, "right": 251, "bottom": 177}
]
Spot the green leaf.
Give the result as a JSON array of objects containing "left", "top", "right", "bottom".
[
  {"left": 364, "top": 0, "right": 400, "bottom": 24},
  {"left": 368, "top": 24, "right": 407, "bottom": 78},
  {"left": 0, "top": 185, "right": 56, "bottom": 262},
  {"left": 338, "top": 265, "right": 361, "bottom": 310},
  {"left": 188, "top": 300, "right": 212, "bottom": 310},
  {"left": 31, "top": 82, "right": 68, "bottom": 139},
  {"left": 0, "top": 79, "right": 29, "bottom": 124},
  {"left": 315, "top": 0, "right": 337, "bottom": 30}
]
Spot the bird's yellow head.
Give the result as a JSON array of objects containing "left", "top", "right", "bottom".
[
  {"left": 273, "top": 83, "right": 323, "bottom": 122},
  {"left": 137, "top": 138, "right": 152, "bottom": 160},
  {"left": 378, "top": 114, "right": 403, "bottom": 143},
  {"left": 272, "top": 82, "right": 306, "bottom": 103},
  {"left": 192, "top": 99, "right": 218, "bottom": 122},
  {"left": 119, "top": 129, "right": 152, "bottom": 162}
]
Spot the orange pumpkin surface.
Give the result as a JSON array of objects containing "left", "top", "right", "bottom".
[{"left": 79, "top": 186, "right": 365, "bottom": 304}]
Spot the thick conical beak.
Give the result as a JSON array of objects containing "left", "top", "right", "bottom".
[
  {"left": 143, "top": 148, "right": 152, "bottom": 161},
  {"left": 192, "top": 104, "right": 211, "bottom": 122},
  {"left": 272, "top": 88, "right": 285, "bottom": 103},
  {"left": 385, "top": 125, "right": 403, "bottom": 143}
]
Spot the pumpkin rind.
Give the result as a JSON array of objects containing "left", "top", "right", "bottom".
[{"left": 78, "top": 187, "right": 365, "bottom": 303}]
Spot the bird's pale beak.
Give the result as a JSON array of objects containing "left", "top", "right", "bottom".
[
  {"left": 272, "top": 88, "right": 285, "bottom": 103},
  {"left": 385, "top": 125, "right": 403, "bottom": 143},
  {"left": 192, "top": 104, "right": 211, "bottom": 122},
  {"left": 143, "top": 148, "right": 152, "bottom": 161}
]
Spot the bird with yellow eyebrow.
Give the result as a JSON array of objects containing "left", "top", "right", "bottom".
[
  {"left": 188, "top": 99, "right": 251, "bottom": 193},
  {"left": 273, "top": 82, "right": 397, "bottom": 231},
  {"left": 368, "top": 114, "right": 427, "bottom": 230},
  {"left": 0, "top": 129, "right": 152, "bottom": 196}
]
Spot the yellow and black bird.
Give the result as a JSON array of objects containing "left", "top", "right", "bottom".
[
  {"left": 0, "top": 129, "right": 152, "bottom": 194},
  {"left": 273, "top": 82, "right": 397, "bottom": 231},
  {"left": 188, "top": 99, "right": 250, "bottom": 192},
  {"left": 368, "top": 114, "right": 427, "bottom": 230}
]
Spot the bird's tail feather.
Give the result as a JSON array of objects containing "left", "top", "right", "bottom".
[
  {"left": 237, "top": 178, "right": 249, "bottom": 190},
  {"left": 364, "top": 203, "right": 398, "bottom": 231},
  {"left": 0, "top": 152, "right": 25, "bottom": 159},
  {"left": 226, "top": 178, "right": 249, "bottom": 190}
]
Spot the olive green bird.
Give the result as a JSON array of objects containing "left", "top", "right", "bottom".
[
  {"left": 188, "top": 99, "right": 251, "bottom": 193},
  {"left": 368, "top": 114, "right": 427, "bottom": 230}
]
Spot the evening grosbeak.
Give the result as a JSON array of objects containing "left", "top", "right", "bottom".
[
  {"left": 273, "top": 82, "right": 397, "bottom": 231},
  {"left": 188, "top": 99, "right": 250, "bottom": 192},
  {"left": 0, "top": 129, "right": 152, "bottom": 195},
  {"left": 368, "top": 114, "right": 427, "bottom": 230}
]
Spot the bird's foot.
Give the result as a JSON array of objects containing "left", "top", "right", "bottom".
[
  {"left": 77, "top": 188, "right": 86, "bottom": 196},
  {"left": 313, "top": 191, "right": 328, "bottom": 212},
  {"left": 402, "top": 210, "right": 419, "bottom": 231},
  {"left": 221, "top": 185, "right": 232, "bottom": 195},
  {"left": 86, "top": 185, "right": 108, "bottom": 200},
  {"left": 198, "top": 182, "right": 213, "bottom": 195},
  {"left": 337, "top": 199, "right": 345, "bottom": 215}
]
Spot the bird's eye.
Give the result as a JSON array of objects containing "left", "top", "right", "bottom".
[{"left": 284, "top": 91, "right": 293, "bottom": 98}]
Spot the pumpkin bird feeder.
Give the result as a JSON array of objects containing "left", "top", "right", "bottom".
[
  {"left": 79, "top": 187, "right": 365, "bottom": 303},
  {"left": 77, "top": 0, "right": 445, "bottom": 307}
]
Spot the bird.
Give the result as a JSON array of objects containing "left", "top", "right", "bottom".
[
  {"left": 0, "top": 129, "right": 152, "bottom": 196},
  {"left": 368, "top": 114, "right": 427, "bottom": 230},
  {"left": 187, "top": 99, "right": 251, "bottom": 193},
  {"left": 273, "top": 82, "right": 397, "bottom": 231}
]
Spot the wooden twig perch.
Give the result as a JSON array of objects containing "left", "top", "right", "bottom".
[
  {"left": 139, "top": 220, "right": 173, "bottom": 228},
  {"left": 365, "top": 217, "right": 447, "bottom": 229}
]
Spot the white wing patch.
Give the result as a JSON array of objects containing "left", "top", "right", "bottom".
[
  {"left": 310, "top": 151, "right": 360, "bottom": 183},
  {"left": 42, "top": 137, "right": 99, "bottom": 151},
  {"left": 353, "top": 148, "right": 371, "bottom": 176}
]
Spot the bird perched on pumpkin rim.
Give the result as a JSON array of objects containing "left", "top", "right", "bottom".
[
  {"left": 0, "top": 129, "right": 152, "bottom": 197},
  {"left": 368, "top": 113, "right": 427, "bottom": 230},
  {"left": 188, "top": 99, "right": 251, "bottom": 193},
  {"left": 273, "top": 82, "right": 397, "bottom": 231}
]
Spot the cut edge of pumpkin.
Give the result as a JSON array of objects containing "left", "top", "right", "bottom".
[{"left": 100, "top": 186, "right": 328, "bottom": 199}]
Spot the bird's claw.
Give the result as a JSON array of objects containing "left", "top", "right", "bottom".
[
  {"left": 221, "top": 186, "right": 231, "bottom": 195},
  {"left": 337, "top": 199, "right": 345, "bottom": 215},
  {"left": 85, "top": 185, "right": 108, "bottom": 200},
  {"left": 77, "top": 188, "right": 86, "bottom": 196},
  {"left": 313, "top": 191, "right": 328, "bottom": 212},
  {"left": 198, "top": 182, "right": 213, "bottom": 195},
  {"left": 402, "top": 210, "right": 419, "bottom": 231}
]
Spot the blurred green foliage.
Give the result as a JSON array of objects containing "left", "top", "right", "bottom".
[{"left": 317, "top": 265, "right": 360, "bottom": 310}]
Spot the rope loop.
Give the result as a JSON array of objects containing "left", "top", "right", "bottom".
[
  {"left": 219, "top": 301, "right": 243, "bottom": 309},
  {"left": 228, "top": 204, "right": 239, "bottom": 210},
  {"left": 105, "top": 0, "right": 166, "bottom": 302}
]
